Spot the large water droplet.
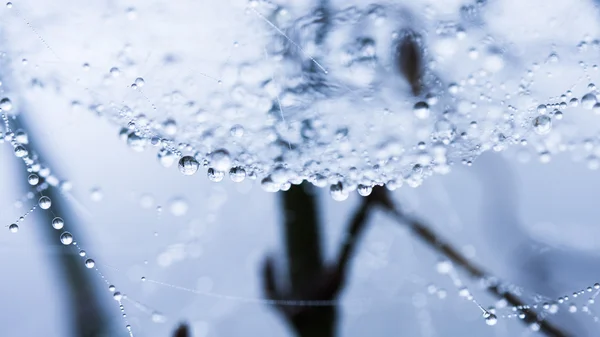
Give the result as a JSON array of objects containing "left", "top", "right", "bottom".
[
  {"left": 127, "top": 133, "right": 147, "bottom": 152},
  {"left": 28, "top": 174, "right": 39, "bottom": 185},
  {"left": 38, "top": 196, "right": 52, "bottom": 210},
  {"left": 52, "top": 217, "right": 64, "bottom": 230},
  {"left": 85, "top": 259, "right": 96, "bottom": 269},
  {"left": 157, "top": 149, "right": 176, "bottom": 167},
  {"left": 207, "top": 168, "right": 224, "bottom": 182},
  {"left": 178, "top": 156, "right": 199, "bottom": 176},
  {"left": 209, "top": 149, "right": 232, "bottom": 171},
  {"left": 532, "top": 115, "right": 552, "bottom": 135},
  {"left": 8, "top": 223, "right": 18, "bottom": 233},
  {"left": 60, "top": 231, "right": 73, "bottom": 245},
  {"left": 330, "top": 182, "right": 349, "bottom": 201},
  {"left": 484, "top": 312, "right": 498, "bottom": 326},
  {"left": 582, "top": 93, "right": 597, "bottom": 109},
  {"left": 229, "top": 167, "right": 246, "bottom": 182},
  {"left": 413, "top": 101, "right": 430, "bottom": 119},
  {"left": 14, "top": 145, "right": 28, "bottom": 158},
  {"left": 0, "top": 97, "right": 13, "bottom": 111}
]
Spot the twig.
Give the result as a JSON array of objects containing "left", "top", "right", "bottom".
[
  {"left": 262, "top": 183, "right": 380, "bottom": 337},
  {"left": 371, "top": 189, "right": 571, "bottom": 337},
  {"left": 172, "top": 323, "right": 189, "bottom": 337}
]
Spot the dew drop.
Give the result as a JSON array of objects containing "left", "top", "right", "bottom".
[
  {"left": 28, "top": 174, "right": 39, "bottom": 185},
  {"left": 229, "top": 167, "right": 246, "bottom": 182},
  {"left": 162, "top": 119, "right": 177, "bottom": 136},
  {"left": 330, "top": 182, "right": 349, "bottom": 201},
  {"left": 151, "top": 311, "right": 166, "bottom": 323},
  {"left": 484, "top": 312, "right": 498, "bottom": 326},
  {"left": 134, "top": 77, "right": 145, "bottom": 87},
  {"left": 178, "top": 156, "right": 199, "bottom": 176},
  {"left": 581, "top": 93, "right": 597, "bottom": 109},
  {"left": 52, "top": 217, "right": 64, "bottom": 230},
  {"left": 357, "top": 184, "right": 372, "bottom": 196},
  {"left": 537, "top": 104, "right": 547, "bottom": 114},
  {"left": 436, "top": 260, "right": 452, "bottom": 274},
  {"left": 413, "top": 101, "right": 430, "bottom": 119},
  {"left": 90, "top": 188, "right": 103, "bottom": 202},
  {"left": 79, "top": 250, "right": 86, "bottom": 257},
  {"left": 126, "top": 133, "right": 147, "bottom": 152},
  {"left": 0, "top": 97, "right": 13, "bottom": 111},
  {"left": 85, "top": 259, "right": 95, "bottom": 269},
  {"left": 38, "top": 196, "right": 52, "bottom": 210},
  {"left": 113, "top": 292, "right": 123, "bottom": 301},
  {"left": 8, "top": 223, "right": 18, "bottom": 233},
  {"left": 207, "top": 168, "right": 224, "bottom": 182},
  {"left": 60, "top": 232, "right": 74, "bottom": 245},
  {"left": 14, "top": 145, "right": 28, "bottom": 158},
  {"left": 209, "top": 149, "right": 232, "bottom": 171},
  {"left": 532, "top": 115, "right": 552, "bottom": 135},
  {"left": 230, "top": 124, "right": 245, "bottom": 137},
  {"left": 157, "top": 149, "right": 176, "bottom": 167}
]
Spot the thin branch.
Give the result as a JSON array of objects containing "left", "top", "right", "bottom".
[
  {"left": 263, "top": 184, "right": 380, "bottom": 337},
  {"left": 172, "top": 323, "right": 189, "bottom": 337},
  {"left": 372, "top": 189, "right": 571, "bottom": 337}
]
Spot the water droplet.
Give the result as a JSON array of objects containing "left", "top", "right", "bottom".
[
  {"left": 162, "top": 119, "right": 177, "bottom": 136},
  {"left": 28, "top": 174, "right": 39, "bottom": 185},
  {"left": 229, "top": 167, "right": 246, "bottom": 182},
  {"left": 209, "top": 149, "right": 232, "bottom": 171},
  {"left": 0, "top": 97, "right": 13, "bottom": 111},
  {"left": 582, "top": 93, "right": 597, "bottom": 109},
  {"left": 113, "top": 292, "right": 123, "bottom": 301},
  {"left": 127, "top": 133, "right": 147, "bottom": 152},
  {"left": 178, "top": 156, "right": 199, "bottom": 176},
  {"left": 207, "top": 168, "right": 224, "bottom": 182},
  {"left": 157, "top": 149, "right": 176, "bottom": 167},
  {"left": 537, "top": 104, "right": 547, "bottom": 114},
  {"left": 357, "top": 184, "right": 372, "bottom": 196},
  {"left": 569, "top": 304, "right": 578, "bottom": 313},
  {"left": 230, "top": 124, "right": 244, "bottom": 137},
  {"left": 14, "top": 145, "right": 28, "bottom": 158},
  {"left": 151, "top": 311, "right": 166, "bottom": 323},
  {"left": 484, "top": 312, "right": 498, "bottom": 326},
  {"left": 108, "top": 285, "right": 116, "bottom": 292},
  {"left": 52, "top": 217, "right": 64, "bottom": 230},
  {"left": 79, "top": 250, "right": 86, "bottom": 257},
  {"left": 413, "top": 101, "right": 430, "bottom": 119},
  {"left": 38, "top": 196, "right": 51, "bottom": 210},
  {"left": 109, "top": 67, "right": 121, "bottom": 77},
  {"left": 134, "top": 77, "right": 145, "bottom": 87},
  {"left": 532, "top": 115, "right": 552, "bottom": 135},
  {"left": 85, "top": 259, "right": 96, "bottom": 269},
  {"left": 436, "top": 260, "right": 452, "bottom": 274},
  {"left": 8, "top": 223, "right": 18, "bottom": 233},
  {"left": 90, "top": 188, "right": 103, "bottom": 202},
  {"left": 330, "top": 182, "right": 349, "bottom": 201},
  {"left": 60, "top": 231, "right": 73, "bottom": 245}
]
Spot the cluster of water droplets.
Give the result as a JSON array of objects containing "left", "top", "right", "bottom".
[{"left": 2, "top": 0, "right": 600, "bottom": 200}]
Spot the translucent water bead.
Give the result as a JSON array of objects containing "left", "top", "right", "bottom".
[
  {"left": 178, "top": 156, "right": 199, "bottom": 176},
  {"left": 38, "top": 196, "right": 51, "bottom": 210}
]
